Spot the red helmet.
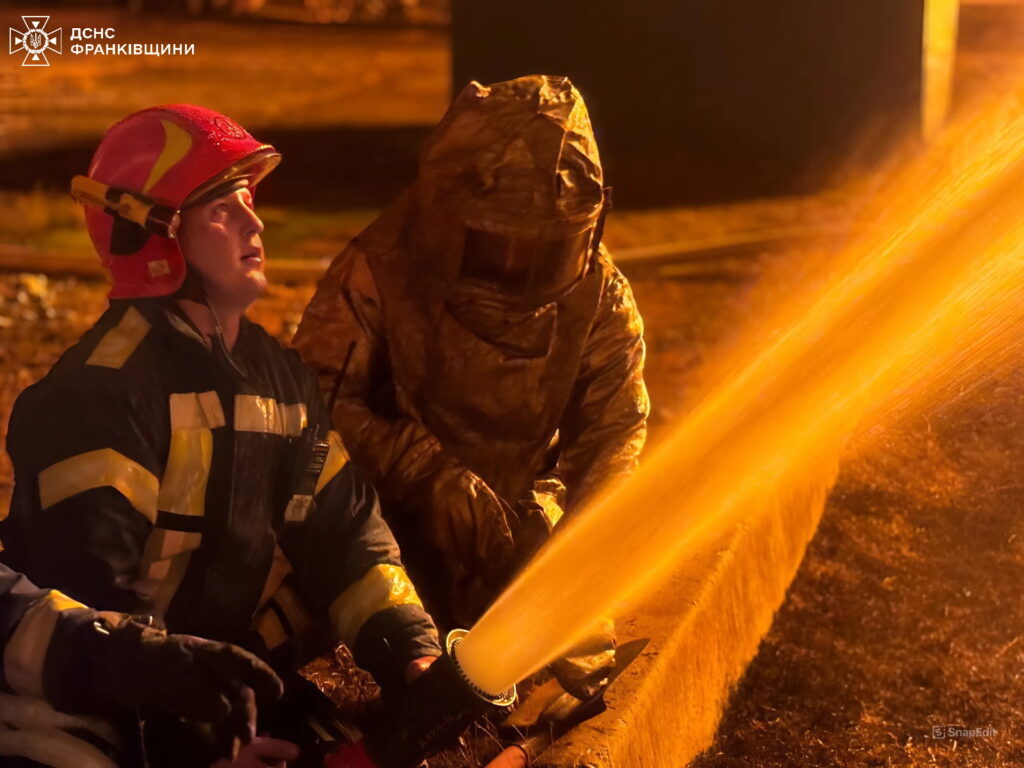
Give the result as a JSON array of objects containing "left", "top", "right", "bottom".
[{"left": 76, "top": 104, "right": 280, "bottom": 299}]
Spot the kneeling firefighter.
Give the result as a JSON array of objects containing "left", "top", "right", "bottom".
[
  {"left": 0, "top": 105, "right": 497, "bottom": 767},
  {"left": 294, "top": 75, "right": 649, "bottom": 713},
  {"left": 295, "top": 75, "right": 649, "bottom": 624}
]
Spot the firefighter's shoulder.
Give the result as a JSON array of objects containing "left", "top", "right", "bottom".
[
  {"left": 9, "top": 304, "right": 164, "bottom": 463},
  {"left": 594, "top": 245, "right": 631, "bottom": 288},
  {"left": 594, "top": 246, "right": 641, "bottom": 312},
  {"left": 32, "top": 304, "right": 162, "bottom": 413},
  {"left": 50, "top": 300, "right": 162, "bottom": 382}
]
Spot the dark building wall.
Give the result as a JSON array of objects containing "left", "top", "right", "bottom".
[{"left": 452, "top": 0, "right": 925, "bottom": 206}]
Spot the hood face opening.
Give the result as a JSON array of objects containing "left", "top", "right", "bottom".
[
  {"left": 409, "top": 75, "right": 606, "bottom": 289},
  {"left": 459, "top": 226, "right": 595, "bottom": 303}
]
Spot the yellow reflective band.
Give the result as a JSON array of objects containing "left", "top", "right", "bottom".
[
  {"left": 142, "top": 547, "right": 194, "bottom": 621},
  {"left": 157, "top": 393, "right": 217, "bottom": 518},
  {"left": 234, "top": 395, "right": 308, "bottom": 437},
  {"left": 156, "top": 427, "right": 212, "bottom": 518},
  {"left": 38, "top": 449, "right": 159, "bottom": 523},
  {"left": 143, "top": 119, "right": 193, "bottom": 194},
  {"left": 283, "top": 494, "right": 313, "bottom": 524},
  {"left": 315, "top": 430, "right": 350, "bottom": 495},
  {"left": 197, "top": 390, "right": 226, "bottom": 428},
  {"left": 136, "top": 528, "right": 202, "bottom": 605},
  {"left": 136, "top": 528, "right": 201, "bottom": 593},
  {"left": 253, "top": 605, "right": 288, "bottom": 651},
  {"left": 3, "top": 590, "right": 87, "bottom": 699},
  {"left": 328, "top": 564, "right": 423, "bottom": 648},
  {"left": 133, "top": 392, "right": 221, "bottom": 619},
  {"left": 45, "top": 592, "right": 83, "bottom": 613},
  {"left": 85, "top": 306, "right": 151, "bottom": 370},
  {"left": 169, "top": 391, "right": 225, "bottom": 430},
  {"left": 537, "top": 494, "right": 564, "bottom": 531},
  {"left": 150, "top": 529, "right": 203, "bottom": 559},
  {"left": 270, "top": 582, "right": 314, "bottom": 639},
  {"left": 112, "top": 191, "right": 156, "bottom": 231},
  {"left": 280, "top": 403, "right": 307, "bottom": 436}
]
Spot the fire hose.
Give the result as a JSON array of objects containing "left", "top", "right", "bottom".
[
  {"left": 317, "top": 634, "right": 648, "bottom": 768},
  {"left": 317, "top": 629, "right": 516, "bottom": 768}
]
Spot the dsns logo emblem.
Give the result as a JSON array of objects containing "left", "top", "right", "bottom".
[{"left": 9, "top": 16, "right": 62, "bottom": 67}]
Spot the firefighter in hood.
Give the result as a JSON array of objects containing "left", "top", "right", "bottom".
[
  {"left": 293, "top": 76, "right": 649, "bottom": 655},
  {"left": 0, "top": 105, "right": 440, "bottom": 766}
]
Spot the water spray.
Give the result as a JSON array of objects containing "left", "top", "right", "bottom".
[{"left": 454, "top": 85, "right": 1024, "bottom": 698}]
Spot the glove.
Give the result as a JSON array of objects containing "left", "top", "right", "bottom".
[
  {"left": 411, "top": 461, "right": 516, "bottom": 624},
  {"left": 47, "top": 611, "right": 284, "bottom": 760},
  {"left": 417, "top": 461, "right": 515, "bottom": 579},
  {"left": 549, "top": 619, "right": 617, "bottom": 701},
  {"left": 513, "top": 475, "right": 567, "bottom": 567}
]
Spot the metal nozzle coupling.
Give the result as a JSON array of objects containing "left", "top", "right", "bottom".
[
  {"left": 445, "top": 628, "right": 517, "bottom": 707},
  {"left": 361, "top": 628, "right": 517, "bottom": 768}
]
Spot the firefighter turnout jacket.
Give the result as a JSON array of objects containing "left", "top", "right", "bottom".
[
  {"left": 1, "top": 298, "right": 440, "bottom": 686},
  {"left": 0, "top": 565, "right": 78, "bottom": 702},
  {"left": 0, "top": 565, "right": 122, "bottom": 767}
]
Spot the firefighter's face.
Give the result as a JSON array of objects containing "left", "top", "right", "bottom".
[{"left": 179, "top": 185, "right": 266, "bottom": 308}]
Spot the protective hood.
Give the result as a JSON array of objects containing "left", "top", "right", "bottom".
[{"left": 408, "top": 75, "right": 606, "bottom": 300}]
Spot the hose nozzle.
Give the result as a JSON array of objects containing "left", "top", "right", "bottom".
[
  {"left": 339, "top": 629, "right": 516, "bottom": 768},
  {"left": 445, "top": 628, "right": 518, "bottom": 707}
]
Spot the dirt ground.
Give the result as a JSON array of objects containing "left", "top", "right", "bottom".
[{"left": 692, "top": 367, "right": 1024, "bottom": 768}]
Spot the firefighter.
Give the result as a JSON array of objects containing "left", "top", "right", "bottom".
[
  {"left": 293, "top": 75, "right": 649, "bottom": 642},
  {"left": 0, "top": 563, "right": 283, "bottom": 766},
  {"left": 0, "top": 105, "right": 440, "bottom": 766}
]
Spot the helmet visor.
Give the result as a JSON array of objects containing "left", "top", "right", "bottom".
[
  {"left": 461, "top": 227, "right": 594, "bottom": 300},
  {"left": 183, "top": 147, "right": 281, "bottom": 209}
]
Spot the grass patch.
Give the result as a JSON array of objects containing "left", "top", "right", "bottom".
[{"left": 0, "top": 188, "right": 84, "bottom": 244}]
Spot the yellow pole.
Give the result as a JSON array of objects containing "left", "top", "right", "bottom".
[{"left": 922, "top": 0, "right": 961, "bottom": 140}]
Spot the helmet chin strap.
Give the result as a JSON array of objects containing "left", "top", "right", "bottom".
[
  {"left": 209, "top": 304, "right": 248, "bottom": 379},
  {"left": 173, "top": 267, "right": 247, "bottom": 378}
]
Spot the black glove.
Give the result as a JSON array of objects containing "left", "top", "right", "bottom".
[{"left": 46, "top": 611, "right": 284, "bottom": 760}]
